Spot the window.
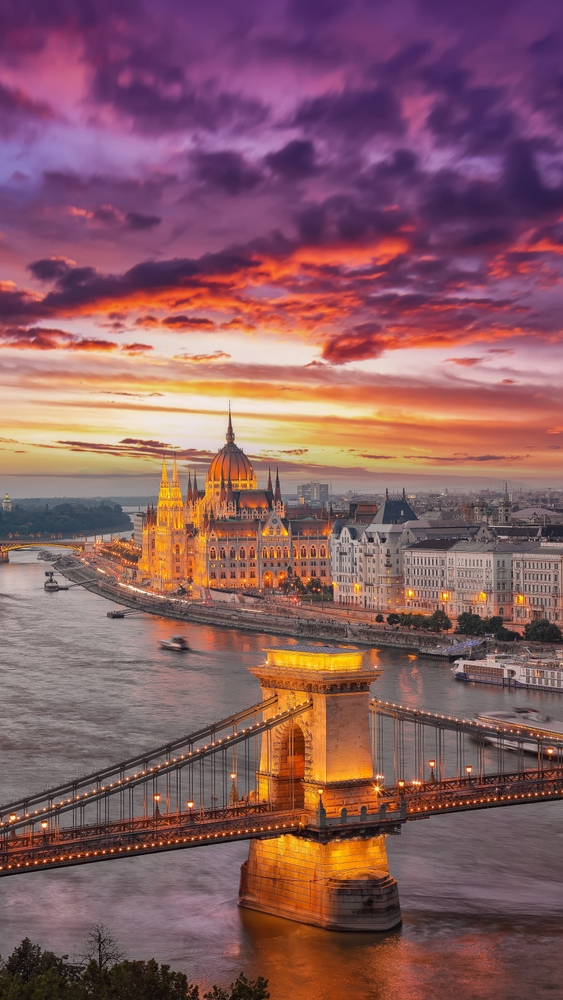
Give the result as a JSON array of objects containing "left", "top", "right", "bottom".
[
  {"left": 219, "top": 547, "right": 226, "bottom": 559},
  {"left": 230, "top": 547, "right": 236, "bottom": 559},
  {"left": 263, "top": 547, "right": 269, "bottom": 559},
  {"left": 311, "top": 546, "right": 317, "bottom": 558},
  {"left": 210, "top": 547, "right": 217, "bottom": 560},
  {"left": 283, "top": 546, "right": 289, "bottom": 559},
  {"left": 210, "top": 570, "right": 217, "bottom": 579},
  {"left": 230, "top": 570, "right": 236, "bottom": 579},
  {"left": 249, "top": 547, "right": 256, "bottom": 559},
  {"left": 239, "top": 547, "right": 246, "bottom": 559},
  {"left": 301, "top": 546, "right": 307, "bottom": 558},
  {"left": 320, "top": 545, "right": 327, "bottom": 558}
]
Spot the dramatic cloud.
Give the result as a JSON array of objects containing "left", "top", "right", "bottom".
[{"left": 2, "top": 0, "right": 563, "bottom": 483}]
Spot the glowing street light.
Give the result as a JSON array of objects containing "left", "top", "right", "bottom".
[{"left": 428, "top": 759, "right": 436, "bottom": 783}]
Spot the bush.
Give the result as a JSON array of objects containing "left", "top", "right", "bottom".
[
  {"left": 495, "top": 627, "right": 520, "bottom": 642},
  {"left": 524, "top": 619, "right": 563, "bottom": 643},
  {"left": 375, "top": 614, "right": 384, "bottom": 622}
]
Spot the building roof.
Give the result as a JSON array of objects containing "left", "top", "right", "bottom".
[
  {"left": 407, "top": 538, "right": 458, "bottom": 551},
  {"left": 372, "top": 491, "right": 417, "bottom": 524},
  {"left": 206, "top": 411, "right": 257, "bottom": 488}
]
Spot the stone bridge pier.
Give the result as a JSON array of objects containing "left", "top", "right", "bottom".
[{"left": 238, "top": 645, "right": 402, "bottom": 931}]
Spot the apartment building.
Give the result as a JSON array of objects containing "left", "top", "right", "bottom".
[{"left": 512, "top": 545, "right": 563, "bottom": 623}]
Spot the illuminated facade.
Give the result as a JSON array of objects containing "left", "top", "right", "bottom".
[{"left": 139, "top": 413, "right": 331, "bottom": 592}]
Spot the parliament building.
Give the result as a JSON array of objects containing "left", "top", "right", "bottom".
[{"left": 139, "top": 412, "right": 331, "bottom": 593}]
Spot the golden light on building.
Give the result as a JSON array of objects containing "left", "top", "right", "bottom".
[
  {"left": 406, "top": 589, "right": 415, "bottom": 598},
  {"left": 477, "top": 591, "right": 487, "bottom": 602},
  {"left": 440, "top": 591, "right": 450, "bottom": 601},
  {"left": 515, "top": 594, "right": 525, "bottom": 605}
]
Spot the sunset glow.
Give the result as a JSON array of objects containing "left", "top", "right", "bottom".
[{"left": 2, "top": 1, "right": 563, "bottom": 491}]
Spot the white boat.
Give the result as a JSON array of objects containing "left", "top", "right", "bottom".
[
  {"left": 160, "top": 635, "right": 190, "bottom": 651},
  {"left": 452, "top": 648, "right": 563, "bottom": 692},
  {"left": 477, "top": 708, "right": 563, "bottom": 754}
]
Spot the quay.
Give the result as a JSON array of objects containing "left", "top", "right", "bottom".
[{"left": 53, "top": 556, "right": 457, "bottom": 654}]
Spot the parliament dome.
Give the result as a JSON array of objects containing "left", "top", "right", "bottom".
[{"left": 206, "top": 412, "right": 257, "bottom": 492}]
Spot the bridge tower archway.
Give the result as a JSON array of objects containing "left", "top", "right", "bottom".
[{"left": 240, "top": 645, "right": 402, "bottom": 931}]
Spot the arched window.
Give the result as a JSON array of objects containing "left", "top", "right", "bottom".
[
  {"left": 230, "top": 547, "right": 236, "bottom": 559},
  {"left": 219, "top": 547, "right": 226, "bottom": 560},
  {"left": 210, "top": 547, "right": 217, "bottom": 560},
  {"left": 239, "top": 547, "right": 246, "bottom": 559},
  {"left": 283, "top": 547, "right": 289, "bottom": 558},
  {"left": 175, "top": 544, "right": 180, "bottom": 556},
  {"left": 301, "top": 546, "right": 307, "bottom": 558},
  {"left": 310, "top": 546, "right": 317, "bottom": 558},
  {"left": 320, "top": 545, "right": 326, "bottom": 558},
  {"left": 263, "top": 547, "right": 269, "bottom": 559},
  {"left": 293, "top": 547, "right": 298, "bottom": 559},
  {"left": 249, "top": 547, "right": 256, "bottom": 559},
  {"left": 275, "top": 547, "right": 281, "bottom": 559}
]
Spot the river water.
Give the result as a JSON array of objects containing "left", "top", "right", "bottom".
[{"left": 1, "top": 552, "right": 562, "bottom": 999}]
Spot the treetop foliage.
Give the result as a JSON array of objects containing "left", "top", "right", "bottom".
[
  {"left": 0, "top": 503, "right": 131, "bottom": 540},
  {"left": 0, "top": 934, "right": 269, "bottom": 1000}
]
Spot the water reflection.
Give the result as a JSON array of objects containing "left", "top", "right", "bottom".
[{"left": 0, "top": 552, "right": 562, "bottom": 1000}]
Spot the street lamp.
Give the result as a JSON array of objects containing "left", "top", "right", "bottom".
[
  {"left": 465, "top": 765, "right": 473, "bottom": 784},
  {"left": 41, "top": 820, "right": 48, "bottom": 842},
  {"left": 229, "top": 772, "right": 238, "bottom": 806},
  {"left": 397, "top": 779, "right": 405, "bottom": 797},
  {"left": 428, "top": 759, "right": 436, "bottom": 783},
  {"left": 186, "top": 800, "right": 194, "bottom": 824},
  {"left": 153, "top": 792, "right": 161, "bottom": 824}
]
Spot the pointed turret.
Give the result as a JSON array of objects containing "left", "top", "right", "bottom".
[
  {"left": 169, "top": 454, "right": 183, "bottom": 504},
  {"left": 274, "top": 467, "right": 282, "bottom": 505},
  {"left": 226, "top": 475, "right": 234, "bottom": 505},
  {"left": 402, "top": 487, "right": 406, "bottom": 500},
  {"left": 158, "top": 460, "right": 170, "bottom": 501},
  {"left": 187, "top": 471, "right": 193, "bottom": 505},
  {"left": 267, "top": 466, "right": 273, "bottom": 492},
  {"left": 226, "top": 402, "right": 235, "bottom": 444},
  {"left": 220, "top": 474, "right": 227, "bottom": 503},
  {"left": 193, "top": 470, "right": 199, "bottom": 498}
]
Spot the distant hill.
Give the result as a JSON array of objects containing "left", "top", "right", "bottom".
[{"left": 0, "top": 503, "right": 132, "bottom": 540}]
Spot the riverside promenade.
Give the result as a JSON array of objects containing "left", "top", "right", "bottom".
[{"left": 54, "top": 556, "right": 454, "bottom": 654}]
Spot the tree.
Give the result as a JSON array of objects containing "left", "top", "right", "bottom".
[
  {"left": 78, "top": 925, "right": 124, "bottom": 972},
  {"left": 426, "top": 610, "right": 451, "bottom": 632},
  {"left": 204, "top": 973, "right": 270, "bottom": 1000},
  {"left": 387, "top": 613, "right": 400, "bottom": 625},
  {"left": 455, "top": 612, "right": 484, "bottom": 635},
  {"left": 375, "top": 614, "right": 384, "bottom": 623},
  {"left": 524, "top": 619, "right": 563, "bottom": 643}
]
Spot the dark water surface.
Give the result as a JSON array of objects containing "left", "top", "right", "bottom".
[{"left": 1, "top": 553, "right": 562, "bottom": 999}]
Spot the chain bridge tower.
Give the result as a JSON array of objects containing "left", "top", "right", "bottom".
[{"left": 239, "top": 645, "right": 401, "bottom": 931}]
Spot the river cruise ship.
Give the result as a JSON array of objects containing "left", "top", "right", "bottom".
[{"left": 452, "top": 649, "right": 563, "bottom": 692}]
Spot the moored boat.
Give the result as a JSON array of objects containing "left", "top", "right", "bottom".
[
  {"left": 452, "top": 648, "right": 563, "bottom": 692},
  {"left": 160, "top": 635, "right": 190, "bottom": 651}
]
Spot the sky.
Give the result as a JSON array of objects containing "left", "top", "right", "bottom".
[{"left": 1, "top": 0, "right": 563, "bottom": 495}]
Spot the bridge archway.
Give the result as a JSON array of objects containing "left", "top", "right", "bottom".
[{"left": 274, "top": 722, "right": 306, "bottom": 809}]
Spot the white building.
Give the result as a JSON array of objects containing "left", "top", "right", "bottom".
[{"left": 512, "top": 545, "right": 563, "bottom": 623}]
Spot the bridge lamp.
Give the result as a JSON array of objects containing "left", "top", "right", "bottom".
[
  {"left": 465, "top": 765, "right": 473, "bottom": 783},
  {"left": 230, "top": 772, "right": 237, "bottom": 780},
  {"left": 41, "top": 821, "right": 48, "bottom": 830},
  {"left": 428, "top": 759, "right": 436, "bottom": 782},
  {"left": 547, "top": 747, "right": 554, "bottom": 760},
  {"left": 397, "top": 779, "right": 405, "bottom": 794},
  {"left": 8, "top": 814, "right": 16, "bottom": 823}
]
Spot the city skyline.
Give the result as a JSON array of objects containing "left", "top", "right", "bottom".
[{"left": 2, "top": 2, "right": 563, "bottom": 489}]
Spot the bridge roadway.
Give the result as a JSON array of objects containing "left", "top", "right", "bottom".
[{"left": 1, "top": 765, "right": 563, "bottom": 877}]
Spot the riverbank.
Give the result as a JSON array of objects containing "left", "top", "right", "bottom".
[{"left": 54, "top": 557, "right": 457, "bottom": 653}]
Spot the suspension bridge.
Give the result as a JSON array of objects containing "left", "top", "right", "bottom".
[{"left": 1, "top": 645, "right": 562, "bottom": 931}]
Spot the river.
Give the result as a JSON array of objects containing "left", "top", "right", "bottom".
[{"left": 1, "top": 551, "right": 562, "bottom": 999}]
